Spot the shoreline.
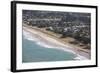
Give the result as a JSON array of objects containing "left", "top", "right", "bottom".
[
  {"left": 23, "top": 25, "right": 90, "bottom": 60},
  {"left": 23, "top": 28, "right": 76, "bottom": 54}
]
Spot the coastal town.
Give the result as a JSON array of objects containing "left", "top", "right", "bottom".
[{"left": 22, "top": 10, "right": 91, "bottom": 59}]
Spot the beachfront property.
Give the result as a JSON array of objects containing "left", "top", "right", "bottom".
[{"left": 22, "top": 10, "right": 91, "bottom": 63}]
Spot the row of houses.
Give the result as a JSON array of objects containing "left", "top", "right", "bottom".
[{"left": 23, "top": 10, "right": 91, "bottom": 44}]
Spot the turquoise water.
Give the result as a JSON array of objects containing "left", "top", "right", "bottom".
[{"left": 22, "top": 34, "right": 76, "bottom": 63}]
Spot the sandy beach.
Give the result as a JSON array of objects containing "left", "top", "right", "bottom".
[{"left": 23, "top": 24, "right": 91, "bottom": 60}]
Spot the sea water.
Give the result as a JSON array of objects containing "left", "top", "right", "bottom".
[{"left": 22, "top": 30, "right": 77, "bottom": 63}]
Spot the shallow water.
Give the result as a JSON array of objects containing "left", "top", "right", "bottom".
[{"left": 22, "top": 30, "right": 76, "bottom": 63}]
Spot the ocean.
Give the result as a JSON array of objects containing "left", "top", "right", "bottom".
[{"left": 22, "top": 30, "right": 77, "bottom": 63}]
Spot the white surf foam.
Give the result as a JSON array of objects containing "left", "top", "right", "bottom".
[
  {"left": 74, "top": 54, "right": 88, "bottom": 60},
  {"left": 36, "top": 42, "right": 55, "bottom": 48},
  {"left": 23, "top": 30, "right": 39, "bottom": 42}
]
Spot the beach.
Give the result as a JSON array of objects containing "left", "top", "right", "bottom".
[{"left": 23, "top": 24, "right": 91, "bottom": 60}]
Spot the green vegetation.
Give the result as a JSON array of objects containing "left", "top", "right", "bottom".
[{"left": 23, "top": 10, "right": 91, "bottom": 48}]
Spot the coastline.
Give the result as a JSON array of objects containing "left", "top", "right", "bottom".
[{"left": 23, "top": 25, "right": 90, "bottom": 60}]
